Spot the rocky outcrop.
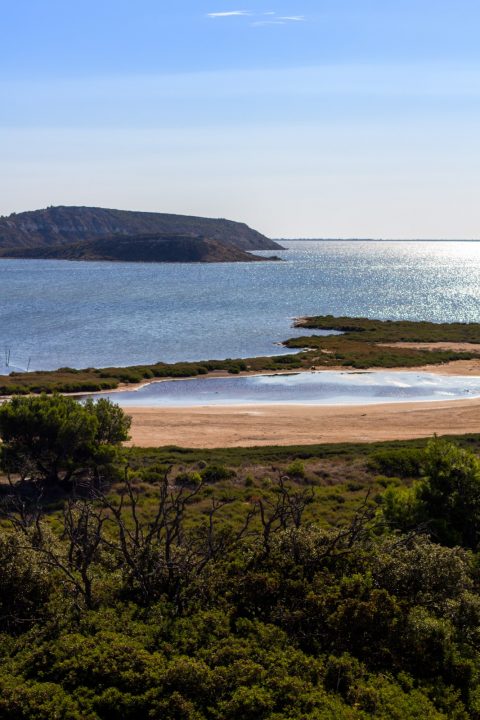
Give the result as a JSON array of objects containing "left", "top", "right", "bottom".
[
  {"left": 0, "top": 233, "right": 281, "bottom": 264},
  {"left": 0, "top": 206, "right": 282, "bottom": 251}
]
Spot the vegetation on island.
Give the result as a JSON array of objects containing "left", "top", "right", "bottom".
[
  {"left": 1, "top": 315, "right": 480, "bottom": 396},
  {"left": 2, "top": 395, "right": 480, "bottom": 717},
  {"left": 0, "top": 234, "right": 281, "bottom": 264}
]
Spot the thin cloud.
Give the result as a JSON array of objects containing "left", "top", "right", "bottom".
[
  {"left": 207, "top": 9, "right": 305, "bottom": 25},
  {"left": 252, "top": 20, "right": 286, "bottom": 26},
  {"left": 207, "top": 10, "right": 251, "bottom": 18},
  {"left": 251, "top": 15, "right": 305, "bottom": 27}
]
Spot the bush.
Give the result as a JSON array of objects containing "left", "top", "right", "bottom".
[
  {"left": 382, "top": 439, "right": 480, "bottom": 550},
  {"left": 368, "top": 448, "right": 423, "bottom": 478},
  {"left": 0, "top": 394, "right": 131, "bottom": 486},
  {"left": 200, "top": 465, "right": 235, "bottom": 483},
  {"left": 176, "top": 471, "right": 202, "bottom": 488},
  {"left": 286, "top": 460, "right": 306, "bottom": 479},
  {"left": 0, "top": 533, "right": 53, "bottom": 633}
]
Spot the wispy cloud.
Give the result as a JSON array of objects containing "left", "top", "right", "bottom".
[
  {"left": 206, "top": 9, "right": 305, "bottom": 25},
  {"left": 207, "top": 10, "right": 251, "bottom": 18},
  {"left": 252, "top": 20, "right": 286, "bottom": 26}
]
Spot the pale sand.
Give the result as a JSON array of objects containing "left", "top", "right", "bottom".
[
  {"left": 379, "top": 342, "right": 480, "bottom": 355},
  {"left": 392, "top": 359, "right": 480, "bottom": 376},
  {"left": 127, "top": 397, "right": 480, "bottom": 448}
]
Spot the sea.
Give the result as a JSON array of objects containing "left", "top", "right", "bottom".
[{"left": 1, "top": 240, "right": 480, "bottom": 374}]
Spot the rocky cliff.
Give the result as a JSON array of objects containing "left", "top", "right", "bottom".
[
  {"left": 0, "top": 233, "right": 280, "bottom": 264},
  {"left": 0, "top": 206, "right": 281, "bottom": 251}
]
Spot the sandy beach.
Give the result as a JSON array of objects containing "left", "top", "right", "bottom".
[
  {"left": 127, "top": 392, "right": 480, "bottom": 449},
  {"left": 126, "top": 398, "right": 480, "bottom": 448}
]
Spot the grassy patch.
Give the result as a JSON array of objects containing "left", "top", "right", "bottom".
[
  {"left": 295, "top": 314, "right": 480, "bottom": 343},
  {"left": 104, "top": 434, "right": 479, "bottom": 530},
  {"left": 284, "top": 316, "right": 480, "bottom": 368},
  {"left": 125, "top": 434, "right": 480, "bottom": 468}
]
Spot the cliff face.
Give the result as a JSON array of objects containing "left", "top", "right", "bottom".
[
  {"left": 0, "top": 234, "right": 280, "bottom": 264},
  {"left": 0, "top": 206, "right": 281, "bottom": 251}
]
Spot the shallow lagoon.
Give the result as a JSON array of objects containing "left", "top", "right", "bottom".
[{"left": 93, "top": 370, "right": 480, "bottom": 408}]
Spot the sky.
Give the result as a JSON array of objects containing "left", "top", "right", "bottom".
[{"left": 2, "top": 1, "right": 480, "bottom": 238}]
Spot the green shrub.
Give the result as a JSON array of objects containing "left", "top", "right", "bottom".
[
  {"left": 368, "top": 448, "right": 423, "bottom": 478},
  {"left": 0, "top": 394, "right": 130, "bottom": 486},
  {"left": 200, "top": 465, "right": 235, "bottom": 483},
  {"left": 176, "top": 471, "right": 202, "bottom": 487},
  {"left": 286, "top": 459, "right": 306, "bottom": 479}
]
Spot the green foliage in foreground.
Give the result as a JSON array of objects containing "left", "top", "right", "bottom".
[
  {"left": 0, "top": 394, "right": 130, "bottom": 486},
  {"left": 2, "top": 439, "right": 480, "bottom": 717},
  {"left": 124, "top": 433, "right": 480, "bottom": 469},
  {"left": 2, "top": 315, "right": 480, "bottom": 395},
  {"left": 384, "top": 438, "right": 480, "bottom": 550}
]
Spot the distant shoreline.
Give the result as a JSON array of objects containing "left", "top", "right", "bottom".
[{"left": 277, "top": 238, "right": 480, "bottom": 242}]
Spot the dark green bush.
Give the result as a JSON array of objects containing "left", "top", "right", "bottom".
[
  {"left": 368, "top": 448, "right": 423, "bottom": 478},
  {"left": 200, "top": 464, "right": 236, "bottom": 483}
]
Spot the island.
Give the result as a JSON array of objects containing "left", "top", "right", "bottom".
[
  {"left": 0, "top": 233, "right": 281, "bottom": 264},
  {"left": 0, "top": 206, "right": 284, "bottom": 263}
]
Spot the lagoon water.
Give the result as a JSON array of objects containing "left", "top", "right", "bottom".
[
  {"left": 1, "top": 241, "right": 480, "bottom": 373},
  {"left": 91, "top": 371, "right": 480, "bottom": 408}
]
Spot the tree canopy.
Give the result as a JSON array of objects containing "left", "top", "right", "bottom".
[
  {"left": 0, "top": 394, "right": 131, "bottom": 486},
  {"left": 383, "top": 437, "right": 480, "bottom": 550}
]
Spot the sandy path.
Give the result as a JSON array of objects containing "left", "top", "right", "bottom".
[
  {"left": 391, "top": 359, "right": 480, "bottom": 376},
  {"left": 126, "top": 397, "right": 480, "bottom": 448},
  {"left": 380, "top": 342, "right": 480, "bottom": 353}
]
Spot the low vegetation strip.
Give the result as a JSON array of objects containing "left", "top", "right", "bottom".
[
  {"left": 1, "top": 315, "right": 480, "bottom": 396},
  {"left": 284, "top": 315, "right": 480, "bottom": 368},
  {"left": 294, "top": 314, "right": 480, "bottom": 343},
  {"left": 0, "top": 356, "right": 304, "bottom": 396}
]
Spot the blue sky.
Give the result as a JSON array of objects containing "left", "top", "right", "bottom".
[{"left": 2, "top": 1, "right": 480, "bottom": 237}]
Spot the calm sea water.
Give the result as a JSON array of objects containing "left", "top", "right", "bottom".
[{"left": 1, "top": 241, "right": 480, "bottom": 373}]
